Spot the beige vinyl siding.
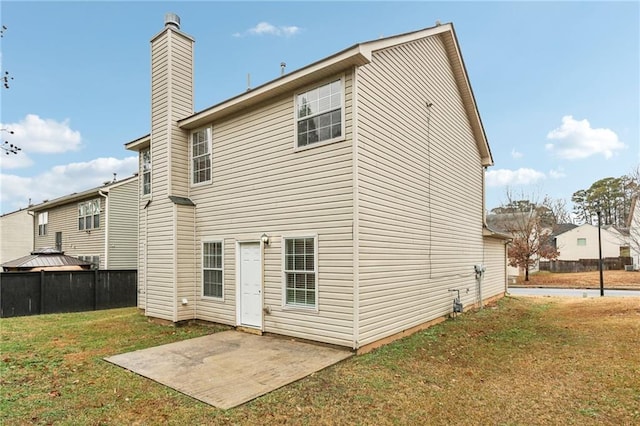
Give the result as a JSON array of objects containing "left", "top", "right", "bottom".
[
  {"left": 33, "top": 198, "right": 106, "bottom": 267},
  {"left": 168, "top": 32, "right": 193, "bottom": 196},
  {"left": 106, "top": 178, "right": 138, "bottom": 269},
  {"left": 138, "top": 200, "right": 147, "bottom": 309},
  {"left": 191, "top": 72, "right": 355, "bottom": 347},
  {"left": 0, "top": 210, "right": 33, "bottom": 263},
  {"left": 356, "top": 35, "right": 485, "bottom": 345},
  {"left": 175, "top": 204, "right": 196, "bottom": 321},
  {"left": 143, "top": 27, "right": 194, "bottom": 321},
  {"left": 144, "top": 201, "right": 175, "bottom": 320},
  {"left": 483, "top": 237, "right": 507, "bottom": 299}
]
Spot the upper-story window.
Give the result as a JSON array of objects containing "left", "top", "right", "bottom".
[
  {"left": 78, "top": 199, "right": 100, "bottom": 231},
  {"left": 38, "top": 212, "right": 48, "bottom": 236},
  {"left": 191, "top": 127, "right": 211, "bottom": 185},
  {"left": 295, "top": 78, "right": 344, "bottom": 148},
  {"left": 142, "top": 148, "right": 151, "bottom": 195}
]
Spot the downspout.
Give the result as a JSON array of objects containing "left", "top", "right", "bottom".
[
  {"left": 479, "top": 167, "right": 485, "bottom": 308},
  {"left": 98, "top": 190, "right": 109, "bottom": 269},
  {"left": 352, "top": 67, "right": 360, "bottom": 351},
  {"left": 27, "top": 210, "right": 35, "bottom": 252},
  {"left": 193, "top": 204, "right": 197, "bottom": 321}
]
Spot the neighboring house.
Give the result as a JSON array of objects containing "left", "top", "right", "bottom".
[
  {"left": 485, "top": 212, "right": 558, "bottom": 277},
  {"left": 603, "top": 225, "right": 629, "bottom": 257},
  {"left": 627, "top": 195, "right": 639, "bottom": 268},
  {"left": 2, "top": 247, "right": 91, "bottom": 272},
  {"left": 0, "top": 208, "right": 34, "bottom": 264},
  {"left": 553, "top": 223, "right": 623, "bottom": 261},
  {"left": 125, "top": 15, "right": 508, "bottom": 352},
  {"left": 29, "top": 176, "right": 139, "bottom": 270}
]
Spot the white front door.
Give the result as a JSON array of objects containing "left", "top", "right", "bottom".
[{"left": 239, "top": 242, "right": 262, "bottom": 328}]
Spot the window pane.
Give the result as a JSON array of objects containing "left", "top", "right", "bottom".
[
  {"left": 330, "top": 80, "right": 341, "bottom": 94},
  {"left": 318, "top": 113, "right": 330, "bottom": 128},
  {"left": 318, "top": 127, "right": 330, "bottom": 141},
  {"left": 318, "top": 95, "right": 330, "bottom": 113},
  {"left": 318, "top": 83, "right": 330, "bottom": 99},
  {"left": 330, "top": 93, "right": 341, "bottom": 109},
  {"left": 94, "top": 214, "right": 100, "bottom": 229},
  {"left": 79, "top": 218, "right": 84, "bottom": 230}
]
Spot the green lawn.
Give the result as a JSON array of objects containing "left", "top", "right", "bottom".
[{"left": 1, "top": 297, "right": 639, "bottom": 425}]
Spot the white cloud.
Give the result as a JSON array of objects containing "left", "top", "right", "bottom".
[
  {"left": 511, "top": 148, "right": 523, "bottom": 159},
  {"left": 0, "top": 156, "right": 138, "bottom": 213},
  {"left": 486, "top": 168, "right": 546, "bottom": 187},
  {"left": 0, "top": 114, "right": 82, "bottom": 170},
  {"left": 548, "top": 168, "right": 566, "bottom": 179},
  {"left": 545, "top": 115, "right": 626, "bottom": 160},
  {"left": 234, "top": 22, "right": 301, "bottom": 37}
]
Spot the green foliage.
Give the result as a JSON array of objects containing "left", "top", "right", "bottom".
[{"left": 572, "top": 172, "right": 638, "bottom": 226}]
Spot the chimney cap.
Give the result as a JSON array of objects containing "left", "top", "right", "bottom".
[{"left": 165, "top": 13, "right": 180, "bottom": 30}]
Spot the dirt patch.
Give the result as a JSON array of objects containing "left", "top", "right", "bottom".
[{"left": 516, "top": 270, "right": 640, "bottom": 289}]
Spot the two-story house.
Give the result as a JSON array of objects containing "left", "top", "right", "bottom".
[
  {"left": 0, "top": 208, "right": 34, "bottom": 264},
  {"left": 29, "top": 175, "right": 138, "bottom": 270},
  {"left": 126, "top": 14, "right": 508, "bottom": 353}
]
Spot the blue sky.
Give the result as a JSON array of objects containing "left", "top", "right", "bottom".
[{"left": 1, "top": 1, "right": 638, "bottom": 216}]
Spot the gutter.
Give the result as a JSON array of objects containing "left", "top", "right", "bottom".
[{"left": 98, "top": 190, "right": 108, "bottom": 269}]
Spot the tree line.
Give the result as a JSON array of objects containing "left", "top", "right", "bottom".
[{"left": 571, "top": 171, "right": 638, "bottom": 227}]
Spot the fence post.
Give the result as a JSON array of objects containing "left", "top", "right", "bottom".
[
  {"left": 93, "top": 269, "right": 98, "bottom": 311},
  {"left": 39, "top": 270, "right": 45, "bottom": 314}
]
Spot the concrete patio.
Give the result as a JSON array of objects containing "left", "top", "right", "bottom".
[{"left": 105, "top": 330, "right": 352, "bottom": 409}]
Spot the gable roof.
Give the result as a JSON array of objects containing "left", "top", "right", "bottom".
[
  {"left": 153, "top": 22, "right": 492, "bottom": 167},
  {"left": 551, "top": 223, "right": 578, "bottom": 238},
  {"left": 29, "top": 174, "right": 138, "bottom": 212}
]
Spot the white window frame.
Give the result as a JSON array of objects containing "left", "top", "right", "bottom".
[
  {"left": 191, "top": 127, "right": 212, "bottom": 186},
  {"left": 38, "top": 212, "right": 48, "bottom": 236},
  {"left": 294, "top": 76, "right": 345, "bottom": 151},
  {"left": 141, "top": 148, "right": 151, "bottom": 196},
  {"left": 78, "top": 199, "right": 100, "bottom": 231},
  {"left": 281, "top": 234, "right": 319, "bottom": 311},
  {"left": 202, "top": 240, "right": 224, "bottom": 300}
]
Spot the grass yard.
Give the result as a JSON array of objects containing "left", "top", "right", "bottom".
[
  {"left": 1, "top": 298, "right": 639, "bottom": 425},
  {"left": 516, "top": 270, "right": 640, "bottom": 290}
]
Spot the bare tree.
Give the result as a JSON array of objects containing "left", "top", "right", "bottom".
[
  {"left": 489, "top": 190, "right": 560, "bottom": 281},
  {"left": 543, "top": 195, "right": 572, "bottom": 226}
]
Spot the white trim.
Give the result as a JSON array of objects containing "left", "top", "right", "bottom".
[
  {"left": 293, "top": 75, "right": 346, "bottom": 151},
  {"left": 98, "top": 190, "right": 108, "bottom": 269},
  {"left": 281, "top": 233, "right": 319, "bottom": 312},
  {"left": 201, "top": 239, "right": 225, "bottom": 301},
  {"left": 141, "top": 147, "right": 152, "bottom": 197},
  {"left": 351, "top": 66, "right": 360, "bottom": 350},
  {"left": 235, "top": 239, "right": 264, "bottom": 329},
  {"left": 190, "top": 126, "right": 213, "bottom": 187}
]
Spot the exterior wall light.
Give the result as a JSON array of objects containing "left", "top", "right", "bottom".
[{"left": 261, "top": 233, "right": 270, "bottom": 245}]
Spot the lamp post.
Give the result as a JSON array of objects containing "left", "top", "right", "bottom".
[{"left": 597, "top": 210, "right": 604, "bottom": 296}]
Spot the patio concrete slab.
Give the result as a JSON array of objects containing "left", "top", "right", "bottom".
[{"left": 104, "top": 330, "right": 352, "bottom": 409}]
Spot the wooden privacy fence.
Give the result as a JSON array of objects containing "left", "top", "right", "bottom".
[
  {"left": 539, "top": 257, "right": 632, "bottom": 273},
  {"left": 0, "top": 270, "right": 137, "bottom": 318}
]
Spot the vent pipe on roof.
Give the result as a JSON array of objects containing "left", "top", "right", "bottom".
[
  {"left": 165, "top": 13, "right": 180, "bottom": 30},
  {"left": 280, "top": 62, "right": 286, "bottom": 76}
]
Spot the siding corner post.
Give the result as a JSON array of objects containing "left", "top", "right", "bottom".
[{"left": 39, "top": 269, "right": 45, "bottom": 314}]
